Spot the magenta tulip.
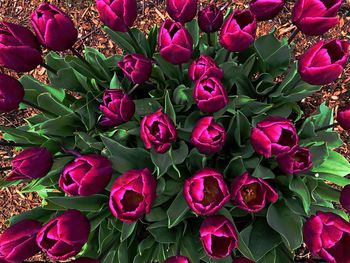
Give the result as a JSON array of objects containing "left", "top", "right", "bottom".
[
  {"left": 276, "top": 147, "right": 313, "bottom": 174},
  {"left": 70, "top": 258, "right": 100, "bottom": 263},
  {"left": 164, "top": 256, "right": 191, "bottom": 263},
  {"left": 0, "top": 73, "right": 24, "bottom": 113},
  {"left": 198, "top": 4, "right": 224, "bottom": 33},
  {"left": 337, "top": 105, "right": 350, "bottom": 131},
  {"left": 166, "top": 0, "right": 197, "bottom": 23},
  {"left": 118, "top": 54, "right": 152, "bottom": 84},
  {"left": 188, "top": 55, "right": 224, "bottom": 82},
  {"left": 340, "top": 184, "right": 350, "bottom": 213},
  {"left": 249, "top": 0, "right": 284, "bottom": 21}
]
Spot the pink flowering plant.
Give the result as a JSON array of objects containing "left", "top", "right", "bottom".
[{"left": 0, "top": 0, "right": 350, "bottom": 262}]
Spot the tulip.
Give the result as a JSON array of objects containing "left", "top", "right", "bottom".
[
  {"left": 184, "top": 168, "right": 230, "bottom": 215},
  {"left": 37, "top": 210, "right": 90, "bottom": 260},
  {"left": 340, "top": 184, "right": 350, "bottom": 213},
  {"left": 158, "top": 19, "right": 193, "bottom": 65},
  {"left": 109, "top": 168, "right": 157, "bottom": 222},
  {"left": 166, "top": 0, "right": 197, "bottom": 23},
  {"left": 276, "top": 147, "right": 313, "bottom": 174},
  {"left": 231, "top": 172, "right": 278, "bottom": 213},
  {"left": 140, "top": 109, "right": 177, "bottom": 154},
  {"left": 0, "top": 220, "right": 41, "bottom": 263},
  {"left": 0, "top": 22, "right": 42, "bottom": 72},
  {"left": 304, "top": 211, "right": 350, "bottom": 263},
  {"left": 164, "top": 256, "right": 191, "bottom": 263},
  {"left": 7, "top": 147, "right": 53, "bottom": 181},
  {"left": 31, "top": 3, "right": 78, "bottom": 51},
  {"left": 337, "top": 105, "right": 350, "bottom": 131},
  {"left": 249, "top": 0, "right": 284, "bottom": 21},
  {"left": 188, "top": 55, "right": 224, "bottom": 82},
  {"left": 99, "top": 89, "right": 135, "bottom": 127},
  {"left": 193, "top": 76, "right": 228, "bottom": 113},
  {"left": 59, "top": 154, "right": 113, "bottom": 196},
  {"left": 220, "top": 10, "right": 257, "bottom": 52},
  {"left": 191, "top": 117, "right": 226, "bottom": 154},
  {"left": 299, "top": 39, "right": 349, "bottom": 85},
  {"left": 71, "top": 258, "right": 100, "bottom": 263},
  {"left": 292, "top": 0, "right": 342, "bottom": 35},
  {"left": 250, "top": 116, "right": 298, "bottom": 158},
  {"left": 118, "top": 54, "right": 152, "bottom": 84},
  {"left": 233, "top": 257, "right": 255, "bottom": 263},
  {"left": 198, "top": 4, "right": 224, "bottom": 33},
  {"left": 96, "top": 0, "right": 137, "bottom": 32},
  {"left": 200, "top": 215, "right": 238, "bottom": 259},
  {"left": 0, "top": 73, "right": 24, "bottom": 113}
]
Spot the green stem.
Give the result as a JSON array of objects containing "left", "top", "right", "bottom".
[
  {"left": 315, "top": 123, "right": 337, "bottom": 132},
  {"left": 22, "top": 100, "right": 57, "bottom": 117},
  {"left": 178, "top": 64, "right": 183, "bottom": 82},
  {"left": 288, "top": 28, "right": 300, "bottom": 45},
  {"left": 128, "top": 84, "right": 140, "bottom": 95},
  {"left": 41, "top": 63, "right": 58, "bottom": 75},
  {"left": 207, "top": 32, "right": 212, "bottom": 46},
  {"left": 127, "top": 28, "right": 144, "bottom": 55}
]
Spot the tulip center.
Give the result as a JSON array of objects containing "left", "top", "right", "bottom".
[
  {"left": 169, "top": 24, "right": 179, "bottom": 38},
  {"left": 293, "top": 152, "right": 304, "bottom": 162},
  {"left": 203, "top": 85, "right": 214, "bottom": 93},
  {"left": 235, "top": 11, "right": 253, "bottom": 29},
  {"left": 211, "top": 235, "right": 231, "bottom": 257},
  {"left": 320, "top": 0, "right": 334, "bottom": 9},
  {"left": 324, "top": 41, "right": 343, "bottom": 63},
  {"left": 121, "top": 190, "right": 144, "bottom": 212},
  {"left": 151, "top": 121, "right": 160, "bottom": 134},
  {"left": 202, "top": 177, "right": 221, "bottom": 205},
  {"left": 277, "top": 128, "right": 295, "bottom": 147},
  {"left": 241, "top": 183, "right": 258, "bottom": 204}
]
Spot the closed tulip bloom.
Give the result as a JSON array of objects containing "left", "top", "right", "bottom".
[
  {"left": 292, "top": 0, "right": 342, "bottom": 35},
  {"left": 184, "top": 168, "right": 230, "bottom": 215},
  {"left": 198, "top": 4, "right": 224, "bottom": 33},
  {"left": 7, "top": 147, "right": 53, "bottom": 181},
  {"left": 31, "top": 3, "right": 78, "bottom": 51},
  {"left": 188, "top": 55, "right": 224, "bottom": 82},
  {"left": 191, "top": 117, "right": 226, "bottom": 154},
  {"left": 109, "top": 168, "right": 157, "bottom": 222},
  {"left": 340, "top": 185, "right": 350, "bottom": 213},
  {"left": 304, "top": 211, "right": 350, "bottom": 263},
  {"left": 37, "top": 210, "right": 90, "bottom": 261},
  {"left": 99, "top": 89, "right": 135, "bottom": 127},
  {"left": 118, "top": 54, "right": 152, "bottom": 84},
  {"left": 140, "top": 109, "right": 177, "bottom": 154},
  {"left": 0, "top": 220, "right": 41, "bottom": 263},
  {"left": 96, "top": 0, "right": 137, "bottom": 32},
  {"left": 249, "top": 0, "right": 284, "bottom": 21},
  {"left": 200, "top": 215, "right": 238, "bottom": 259},
  {"left": 59, "top": 154, "right": 113, "bottom": 196},
  {"left": 70, "top": 258, "right": 100, "bottom": 263},
  {"left": 337, "top": 105, "right": 350, "bottom": 131},
  {"left": 0, "top": 22, "right": 42, "bottom": 72},
  {"left": 193, "top": 76, "right": 228, "bottom": 113},
  {"left": 220, "top": 10, "right": 257, "bottom": 52},
  {"left": 158, "top": 19, "right": 193, "bottom": 65},
  {"left": 233, "top": 257, "right": 255, "bottom": 263},
  {"left": 299, "top": 39, "right": 349, "bottom": 85},
  {"left": 166, "top": 0, "right": 197, "bottom": 23},
  {"left": 0, "top": 73, "right": 24, "bottom": 113},
  {"left": 276, "top": 147, "right": 313, "bottom": 174},
  {"left": 250, "top": 116, "right": 298, "bottom": 158},
  {"left": 164, "top": 256, "right": 191, "bottom": 263},
  {"left": 231, "top": 172, "right": 278, "bottom": 213}
]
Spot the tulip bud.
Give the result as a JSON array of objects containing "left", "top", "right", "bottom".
[
  {"left": 188, "top": 55, "right": 224, "bottom": 82},
  {"left": 292, "top": 0, "right": 342, "bottom": 35},
  {"left": 200, "top": 215, "right": 238, "bottom": 259},
  {"left": 337, "top": 105, "right": 350, "bottom": 131},
  {"left": 7, "top": 147, "right": 53, "bottom": 181},
  {"left": 96, "top": 0, "right": 137, "bottom": 32},
  {"left": 250, "top": 116, "right": 298, "bottom": 158},
  {"left": 219, "top": 10, "right": 257, "bottom": 52},
  {"left": 37, "top": 210, "right": 90, "bottom": 260},
  {"left": 59, "top": 154, "right": 113, "bottom": 196},
  {"left": 166, "top": 0, "right": 197, "bottom": 23},
  {"left": 71, "top": 258, "right": 100, "bottom": 263},
  {"left": 276, "top": 147, "right": 313, "bottom": 174},
  {"left": 198, "top": 4, "right": 224, "bottom": 33},
  {"left": 140, "top": 109, "right": 177, "bottom": 154},
  {"left": 193, "top": 76, "right": 228, "bottom": 113},
  {"left": 340, "top": 184, "right": 350, "bottom": 213},
  {"left": 0, "top": 73, "right": 24, "bottom": 113},
  {"left": 158, "top": 19, "right": 193, "bottom": 65},
  {"left": 99, "top": 89, "right": 135, "bottom": 127},
  {"left": 0, "top": 22, "right": 42, "bottom": 72},
  {"left": 231, "top": 172, "right": 278, "bottom": 213},
  {"left": 164, "top": 256, "right": 191, "bottom": 263},
  {"left": 31, "top": 3, "right": 78, "bottom": 51},
  {"left": 118, "top": 54, "right": 152, "bottom": 84},
  {"left": 191, "top": 117, "right": 226, "bottom": 154},
  {"left": 299, "top": 39, "right": 349, "bottom": 85},
  {"left": 233, "top": 257, "right": 255, "bottom": 263},
  {"left": 0, "top": 220, "right": 41, "bottom": 263},
  {"left": 109, "top": 168, "right": 157, "bottom": 222},
  {"left": 249, "top": 0, "right": 284, "bottom": 21}
]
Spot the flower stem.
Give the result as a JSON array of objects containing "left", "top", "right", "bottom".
[
  {"left": 288, "top": 28, "right": 300, "bottom": 45},
  {"left": 41, "top": 63, "right": 58, "bottom": 75},
  {"left": 22, "top": 100, "right": 57, "bottom": 117},
  {"left": 315, "top": 123, "right": 337, "bottom": 132},
  {"left": 207, "top": 32, "right": 212, "bottom": 46},
  {"left": 128, "top": 84, "right": 140, "bottom": 95}
]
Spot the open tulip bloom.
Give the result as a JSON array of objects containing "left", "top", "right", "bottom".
[{"left": 0, "top": 0, "right": 350, "bottom": 262}]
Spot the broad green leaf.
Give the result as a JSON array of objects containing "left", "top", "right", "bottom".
[
  {"left": 312, "top": 150, "right": 350, "bottom": 177},
  {"left": 289, "top": 176, "right": 311, "bottom": 214},
  {"left": 121, "top": 222, "right": 137, "bottom": 242},
  {"left": 167, "top": 191, "right": 190, "bottom": 228}
]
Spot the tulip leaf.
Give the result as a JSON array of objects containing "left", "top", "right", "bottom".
[
  {"left": 185, "top": 19, "right": 199, "bottom": 47},
  {"left": 312, "top": 150, "right": 350, "bottom": 177},
  {"left": 134, "top": 98, "right": 161, "bottom": 116},
  {"left": 180, "top": 234, "right": 200, "bottom": 263},
  {"left": 121, "top": 222, "right": 137, "bottom": 242},
  {"left": 147, "top": 25, "right": 158, "bottom": 57},
  {"left": 0, "top": 126, "right": 47, "bottom": 145},
  {"left": 103, "top": 26, "right": 136, "bottom": 54},
  {"left": 288, "top": 176, "right": 311, "bottom": 214},
  {"left": 165, "top": 90, "right": 176, "bottom": 123},
  {"left": 147, "top": 220, "right": 177, "bottom": 243},
  {"left": 167, "top": 191, "right": 190, "bottom": 228}
]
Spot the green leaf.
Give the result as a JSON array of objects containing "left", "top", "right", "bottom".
[
  {"left": 167, "top": 191, "right": 190, "bottom": 228},
  {"left": 147, "top": 220, "right": 176, "bottom": 243},
  {"left": 185, "top": 19, "right": 199, "bottom": 47},
  {"left": 312, "top": 150, "right": 350, "bottom": 177},
  {"left": 181, "top": 234, "right": 200, "bottom": 263},
  {"left": 121, "top": 222, "right": 137, "bottom": 242},
  {"left": 7, "top": 207, "right": 54, "bottom": 225},
  {"left": 37, "top": 93, "right": 73, "bottom": 116},
  {"left": 104, "top": 26, "right": 136, "bottom": 54},
  {"left": 134, "top": 98, "right": 161, "bottom": 116},
  {"left": 0, "top": 126, "right": 47, "bottom": 145},
  {"left": 109, "top": 72, "right": 122, "bottom": 89},
  {"left": 165, "top": 90, "right": 176, "bottom": 123},
  {"left": 288, "top": 176, "right": 311, "bottom": 214},
  {"left": 224, "top": 156, "right": 246, "bottom": 179}
]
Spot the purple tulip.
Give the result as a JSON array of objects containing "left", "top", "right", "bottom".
[
  {"left": 118, "top": 54, "right": 152, "bottom": 84},
  {"left": 233, "top": 257, "right": 255, "bottom": 263},
  {"left": 0, "top": 220, "right": 41, "bottom": 263},
  {"left": 219, "top": 10, "right": 257, "bottom": 52},
  {"left": 7, "top": 147, "right": 53, "bottom": 181},
  {"left": 337, "top": 105, "right": 350, "bottom": 131},
  {"left": 37, "top": 210, "right": 90, "bottom": 261},
  {"left": 59, "top": 154, "right": 113, "bottom": 196},
  {"left": 31, "top": 3, "right": 78, "bottom": 51},
  {"left": 340, "top": 184, "right": 350, "bottom": 213},
  {"left": 164, "top": 256, "right": 191, "bottom": 263},
  {"left": 292, "top": 0, "right": 342, "bottom": 35},
  {"left": 140, "top": 109, "right": 177, "bottom": 154},
  {"left": 166, "top": 0, "right": 197, "bottom": 23},
  {"left": 249, "top": 0, "right": 284, "bottom": 21},
  {"left": 96, "top": 0, "right": 137, "bottom": 32},
  {"left": 0, "top": 22, "right": 42, "bottom": 72},
  {"left": 304, "top": 211, "right": 350, "bottom": 263},
  {"left": 198, "top": 4, "right": 224, "bottom": 33},
  {"left": 276, "top": 147, "right": 313, "bottom": 174},
  {"left": 191, "top": 117, "right": 226, "bottom": 154},
  {"left": 158, "top": 19, "right": 193, "bottom": 65},
  {"left": 99, "top": 89, "right": 135, "bottom": 127},
  {"left": 0, "top": 73, "right": 24, "bottom": 113},
  {"left": 109, "top": 168, "right": 157, "bottom": 222},
  {"left": 250, "top": 116, "right": 299, "bottom": 158},
  {"left": 299, "top": 39, "right": 349, "bottom": 85},
  {"left": 200, "top": 215, "right": 238, "bottom": 259},
  {"left": 188, "top": 55, "right": 224, "bottom": 82},
  {"left": 70, "top": 258, "right": 100, "bottom": 263},
  {"left": 231, "top": 172, "right": 278, "bottom": 213}
]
